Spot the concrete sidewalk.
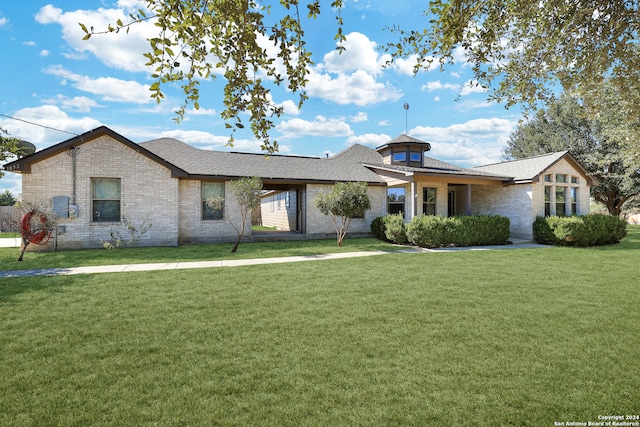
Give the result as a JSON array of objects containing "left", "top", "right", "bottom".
[
  {"left": 0, "top": 250, "right": 401, "bottom": 278},
  {"left": 0, "top": 237, "right": 21, "bottom": 248},
  {"left": 0, "top": 241, "right": 549, "bottom": 279}
]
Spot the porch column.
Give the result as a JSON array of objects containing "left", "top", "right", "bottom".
[
  {"left": 466, "top": 184, "right": 472, "bottom": 215},
  {"left": 410, "top": 181, "right": 417, "bottom": 219}
]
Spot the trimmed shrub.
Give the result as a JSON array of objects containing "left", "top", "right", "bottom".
[
  {"left": 406, "top": 215, "right": 456, "bottom": 247},
  {"left": 462, "top": 215, "right": 511, "bottom": 246},
  {"left": 383, "top": 213, "right": 407, "bottom": 244},
  {"left": 533, "top": 215, "right": 627, "bottom": 246},
  {"left": 406, "top": 215, "right": 510, "bottom": 248}
]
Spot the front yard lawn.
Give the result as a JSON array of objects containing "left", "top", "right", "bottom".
[
  {"left": 0, "top": 237, "right": 396, "bottom": 271},
  {"left": 1, "top": 227, "right": 638, "bottom": 425}
]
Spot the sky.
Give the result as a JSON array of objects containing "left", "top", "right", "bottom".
[{"left": 0, "top": 0, "right": 524, "bottom": 197}]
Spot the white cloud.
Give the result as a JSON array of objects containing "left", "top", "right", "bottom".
[
  {"left": 391, "top": 55, "right": 438, "bottom": 76},
  {"left": 276, "top": 116, "right": 353, "bottom": 138},
  {"left": 422, "top": 79, "right": 487, "bottom": 97},
  {"left": 306, "top": 69, "right": 402, "bottom": 106},
  {"left": 0, "top": 17, "right": 8, "bottom": 27},
  {"left": 186, "top": 107, "right": 217, "bottom": 117},
  {"left": 35, "top": 4, "right": 158, "bottom": 73},
  {"left": 350, "top": 112, "right": 368, "bottom": 123},
  {"left": 322, "top": 32, "right": 388, "bottom": 76},
  {"left": 304, "top": 32, "right": 402, "bottom": 107},
  {"left": 433, "top": 96, "right": 441, "bottom": 102},
  {"left": 116, "top": 0, "right": 147, "bottom": 10},
  {"left": 346, "top": 133, "right": 391, "bottom": 147},
  {"left": 42, "top": 95, "right": 101, "bottom": 112},
  {"left": 157, "top": 129, "right": 269, "bottom": 152},
  {"left": 44, "top": 65, "right": 151, "bottom": 104},
  {"left": 410, "top": 118, "right": 517, "bottom": 166},
  {"left": 459, "top": 80, "right": 487, "bottom": 96},
  {"left": 422, "top": 80, "right": 460, "bottom": 92},
  {"left": 23, "top": 41, "right": 36, "bottom": 46},
  {"left": 275, "top": 99, "right": 300, "bottom": 116},
  {"left": 378, "top": 120, "right": 391, "bottom": 126},
  {"left": 0, "top": 105, "right": 102, "bottom": 149},
  {"left": 39, "top": 50, "right": 50, "bottom": 57}
]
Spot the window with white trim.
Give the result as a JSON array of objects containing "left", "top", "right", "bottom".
[
  {"left": 202, "top": 182, "right": 225, "bottom": 220},
  {"left": 387, "top": 187, "right": 406, "bottom": 217},
  {"left": 92, "top": 178, "right": 121, "bottom": 222}
]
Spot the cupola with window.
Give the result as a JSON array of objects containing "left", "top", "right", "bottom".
[{"left": 376, "top": 134, "right": 431, "bottom": 168}]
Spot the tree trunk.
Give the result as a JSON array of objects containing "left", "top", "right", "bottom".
[
  {"left": 231, "top": 222, "right": 245, "bottom": 253},
  {"left": 17, "top": 238, "right": 29, "bottom": 261},
  {"left": 606, "top": 202, "right": 621, "bottom": 217},
  {"left": 231, "top": 235, "right": 241, "bottom": 253}
]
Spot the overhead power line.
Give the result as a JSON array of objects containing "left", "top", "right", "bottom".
[{"left": 0, "top": 113, "right": 80, "bottom": 137}]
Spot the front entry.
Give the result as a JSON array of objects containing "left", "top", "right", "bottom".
[{"left": 448, "top": 190, "right": 455, "bottom": 217}]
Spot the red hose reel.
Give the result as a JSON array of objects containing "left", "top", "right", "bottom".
[{"left": 20, "top": 211, "right": 51, "bottom": 245}]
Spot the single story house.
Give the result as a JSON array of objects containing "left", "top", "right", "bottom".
[{"left": 3, "top": 126, "right": 593, "bottom": 249}]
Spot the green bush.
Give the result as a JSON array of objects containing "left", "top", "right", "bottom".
[
  {"left": 533, "top": 215, "right": 627, "bottom": 246},
  {"left": 370, "top": 216, "right": 387, "bottom": 240},
  {"left": 406, "top": 215, "right": 456, "bottom": 247},
  {"left": 383, "top": 213, "right": 407, "bottom": 244},
  {"left": 406, "top": 215, "right": 510, "bottom": 248},
  {"left": 461, "top": 215, "right": 511, "bottom": 245}
]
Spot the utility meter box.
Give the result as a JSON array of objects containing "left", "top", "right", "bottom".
[{"left": 69, "top": 205, "right": 79, "bottom": 218}]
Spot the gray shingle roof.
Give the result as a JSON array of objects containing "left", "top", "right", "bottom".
[
  {"left": 473, "top": 151, "right": 569, "bottom": 182},
  {"left": 363, "top": 155, "right": 511, "bottom": 180},
  {"left": 139, "top": 138, "right": 385, "bottom": 184}
]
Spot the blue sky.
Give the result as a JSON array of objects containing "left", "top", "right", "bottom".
[{"left": 0, "top": 0, "right": 524, "bottom": 196}]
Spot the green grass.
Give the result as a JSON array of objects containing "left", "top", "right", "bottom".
[
  {"left": 1, "top": 227, "right": 639, "bottom": 426},
  {"left": 0, "top": 232, "right": 19, "bottom": 238},
  {"left": 0, "top": 237, "right": 395, "bottom": 271},
  {"left": 251, "top": 224, "right": 278, "bottom": 231}
]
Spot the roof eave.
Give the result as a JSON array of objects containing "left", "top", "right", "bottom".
[{"left": 3, "top": 126, "right": 189, "bottom": 177}]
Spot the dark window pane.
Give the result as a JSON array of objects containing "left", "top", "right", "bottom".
[
  {"left": 203, "top": 202, "right": 223, "bottom": 220},
  {"left": 93, "top": 200, "right": 120, "bottom": 222}
]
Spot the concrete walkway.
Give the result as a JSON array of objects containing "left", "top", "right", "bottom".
[
  {"left": 0, "top": 237, "right": 21, "bottom": 248},
  {"left": 0, "top": 239, "right": 549, "bottom": 279}
]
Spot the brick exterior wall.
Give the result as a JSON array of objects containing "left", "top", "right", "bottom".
[
  {"left": 260, "top": 191, "right": 297, "bottom": 230},
  {"left": 471, "top": 158, "right": 591, "bottom": 239},
  {"left": 18, "top": 132, "right": 591, "bottom": 248},
  {"left": 177, "top": 179, "right": 248, "bottom": 244},
  {"left": 471, "top": 184, "right": 533, "bottom": 239},
  {"left": 305, "top": 184, "right": 386, "bottom": 238},
  {"left": 21, "top": 135, "right": 180, "bottom": 249}
]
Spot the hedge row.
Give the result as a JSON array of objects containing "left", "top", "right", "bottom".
[
  {"left": 372, "top": 214, "right": 510, "bottom": 248},
  {"left": 533, "top": 215, "right": 627, "bottom": 246}
]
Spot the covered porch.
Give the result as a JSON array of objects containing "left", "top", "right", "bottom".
[{"left": 379, "top": 169, "right": 510, "bottom": 221}]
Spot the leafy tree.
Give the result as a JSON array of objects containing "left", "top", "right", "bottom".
[
  {"left": 386, "top": 0, "right": 640, "bottom": 112},
  {"left": 314, "top": 181, "right": 371, "bottom": 246},
  {"left": 208, "top": 176, "right": 263, "bottom": 252},
  {"left": 503, "top": 84, "right": 640, "bottom": 217},
  {"left": 82, "top": 0, "right": 344, "bottom": 154},
  {"left": 386, "top": 0, "right": 640, "bottom": 156},
  {"left": 0, "top": 190, "right": 17, "bottom": 206},
  {"left": 1, "top": 127, "right": 21, "bottom": 179}
]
